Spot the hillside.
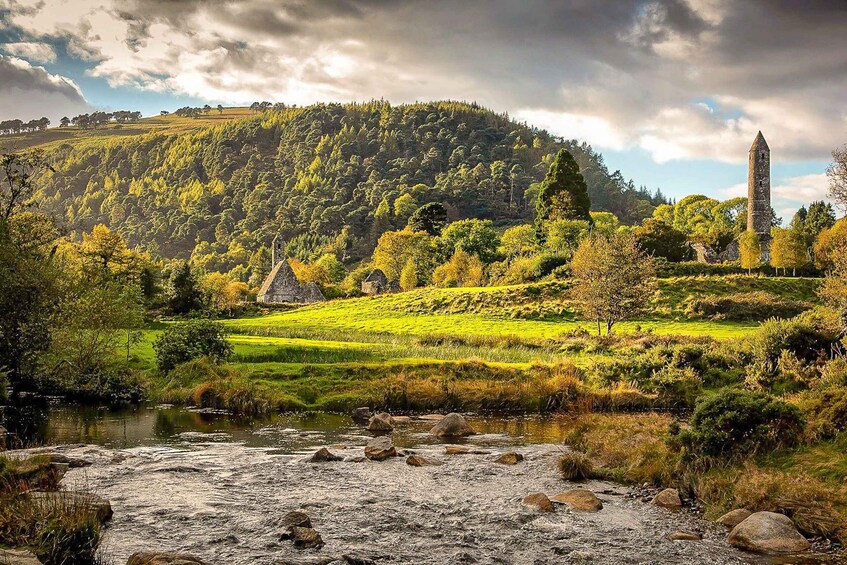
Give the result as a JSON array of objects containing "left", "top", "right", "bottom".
[{"left": 25, "top": 101, "right": 664, "bottom": 270}]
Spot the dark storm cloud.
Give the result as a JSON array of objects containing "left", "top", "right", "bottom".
[{"left": 0, "top": 53, "right": 88, "bottom": 121}]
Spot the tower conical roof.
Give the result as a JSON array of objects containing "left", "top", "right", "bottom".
[{"left": 750, "top": 131, "right": 769, "bottom": 151}]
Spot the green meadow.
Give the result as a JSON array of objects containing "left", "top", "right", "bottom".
[{"left": 136, "top": 275, "right": 822, "bottom": 412}]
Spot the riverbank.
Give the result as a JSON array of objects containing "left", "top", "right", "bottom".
[{"left": 2, "top": 407, "right": 827, "bottom": 565}]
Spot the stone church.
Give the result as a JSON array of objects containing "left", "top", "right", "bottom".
[
  {"left": 694, "top": 131, "right": 771, "bottom": 263},
  {"left": 256, "top": 235, "right": 325, "bottom": 304}
]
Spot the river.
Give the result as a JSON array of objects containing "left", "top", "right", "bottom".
[{"left": 1, "top": 400, "right": 837, "bottom": 565}]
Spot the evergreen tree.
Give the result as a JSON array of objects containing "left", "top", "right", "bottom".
[
  {"left": 407, "top": 202, "right": 448, "bottom": 236},
  {"left": 166, "top": 261, "right": 204, "bottom": 314},
  {"left": 535, "top": 149, "right": 591, "bottom": 238}
]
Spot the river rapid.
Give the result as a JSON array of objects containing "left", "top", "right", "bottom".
[{"left": 2, "top": 403, "right": 836, "bottom": 565}]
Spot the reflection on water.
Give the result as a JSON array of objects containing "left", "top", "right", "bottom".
[{"left": 2, "top": 399, "right": 579, "bottom": 450}]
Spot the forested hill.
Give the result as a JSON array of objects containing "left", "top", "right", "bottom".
[{"left": 31, "top": 101, "right": 665, "bottom": 269}]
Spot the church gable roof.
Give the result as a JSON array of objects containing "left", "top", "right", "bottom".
[
  {"left": 258, "top": 260, "right": 300, "bottom": 297},
  {"left": 364, "top": 268, "right": 388, "bottom": 284}
]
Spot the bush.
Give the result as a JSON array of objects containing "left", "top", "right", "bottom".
[
  {"left": 55, "top": 366, "right": 147, "bottom": 404},
  {"left": 799, "top": 387, "right": 847, "bottom": 441},
  {"left": 153, "top": 319, "right": 233, "bottom": 373},
  {"left": 558, "top": 451, "right": 593, "bottom": 480},
  {"left": 686, "top": 291, "right": 810, "bottom": 322},
  {"left": 680, "top": 389, "right": 805, "bottom": 463},
  {"left": 650, "top": 366, "right": 702, "bottom": 410},
  {"left": 743, "top": 317, "right": 837, "bottom": 370}
]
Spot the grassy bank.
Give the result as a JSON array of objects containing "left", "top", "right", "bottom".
[{"left": 562, "top": 412, "right": 847, "bottom": 544}]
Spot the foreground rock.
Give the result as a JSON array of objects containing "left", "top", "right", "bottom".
[
  {"left": 29, "top": 491, "right": 113, "bottom": 522},
  {"left": 283, "top": 527, "right": 325, "bottom": 549},
  {"left": 0, "top": 549, "right": 41, "bottom": 565},
  {"left": 46, "top": 452, "right": 92, "bottom": 468},
  {"left": 717, "top": 508, "right": 752, "bottom": 528},
  {"left": 521, "top": 493, "right": 554, "bottom": 512},
  {"left": 280, "top": 511, "right": 312, "bottom": 529},
  {"left": 406, "top": 455, "right": 442, "bottom": 467},
  {"left": 367, "top": 412, "right": 394, "bottom": 432},
  {"left": 551, "top": 489, "right": 603, "bottom": 512},
  {"left": 127, "top": 553, "right": 209, "bottom": 565},
  {"left": 364, "top": 436, "right": 396, "bottom": 461},
  {"left": 307, "top": 448, "right": 343, "bottom": 462},
  {"left": 668, "top": 530, "right": 702, "bottom": 541},
  {"left": 651, "top": 488, "right": 682, "bottom": 510},
  {"left": 727, "top": 511, "right": 810, "bottom": 554},
  {"left": 494, "top": 452, "right": 524, "bottom": 465},
  {"left": 429, "top": 413, "right": 475, "bottom": 437}
]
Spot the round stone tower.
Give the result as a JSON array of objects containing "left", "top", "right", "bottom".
[{"left": 747, "top": 131, "right": 771, "bottom": 237}]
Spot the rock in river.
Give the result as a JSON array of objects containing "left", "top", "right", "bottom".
[
  {"left": 286, "top": 527, "right": 325, "bottom": 550},
  {"left": 365, "top": 436, "right": 396, "bottom": 461},
  {"left": 445, "top": 445, "right": 489, "bottom": 455},
  {"left": 522, "top": 492, "right": 555, "bottom": 512},
  {"left": 494, "top": 452, "right": 524, "bottom": 465},
  {"left": 551, "top": 489, "right": 603, "bottom": 512},
  {"left": 281, "top": 511, "right": 312, "bottom": 529},
  {"left": 651, "top": 488, "right": 682, "bottom": 510},
  {"left": 127, "top": 552, "right": 209, "bottom": 565},
  {"left": 352, "top": 407, "right": 372, "bottom": 422},
  {"left": 367, "top": 412, "right": 394, "bottom": 432},
  {"left": 716, "top": 508, "right": 752, "bottom": 528},
  {"left": 406, "top": 455, "right": 442, "bottom": 467},
  {"left": 429, "top": 413, "right": 475, "bottom": 437},
  {"left": 668, "top": 530, "right": 702, "bottom": 541},
  {"left": 29, "top": 491, "right": 113, "bottom": 522},
  {"left": 727, "top": 511, "right": 810, "bottom": 554},
  {"left": 307, "top": 447, "right": 343, "bottom": 462}
]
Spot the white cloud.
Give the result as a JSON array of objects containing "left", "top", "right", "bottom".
[
  {"left": 1, "top": 42, "right": 57, "bottom": 63},
  {"left": 0, "top": 54, "right": 88, "bottom": 122},
  {"left": 0, "top": 0, "right": 844, "bottom": 166}
]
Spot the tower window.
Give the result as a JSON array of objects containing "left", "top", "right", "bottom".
[{"left": 761, "top": 151, "right": 766, "bottom": 159}]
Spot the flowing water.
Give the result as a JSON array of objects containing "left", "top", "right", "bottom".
[{"left": 2, "top": 401, "right": 839, "bottom": 565}]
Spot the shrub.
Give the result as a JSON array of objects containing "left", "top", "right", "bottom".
[
  {"left": 743, "top": 317, "right": 836, "bottom": 371},
  {"left": 558, "top": 451, "right": 593, "bottom": 480},
  {"left": 56, "top": 366, "right": 147, "bottom": 404},
  {"left": 650, "top": 366, "right": 702, "bottom": 410},
  {"left": 680, "top": 389, "right": 805, "bottom": 463},
  {"left": 153, "top": 319, "right": 233, "bottom": 373},
  {"left": 685, "top": 291, "right": 810, "bottom": 322},
  {"left": 799, "top": 387, "right": 847, "bottom": 441}
]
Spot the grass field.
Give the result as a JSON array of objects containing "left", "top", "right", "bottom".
[
  {"left": 0, "top": 108, "right": 254, "bottom": 152},
  {"left": 136, "top": 275, "right": 822, "bottom": 412}
]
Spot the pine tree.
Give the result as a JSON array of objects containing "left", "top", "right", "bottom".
[{"left": 535, "top": 149, "right": 591, "bottom": 238}]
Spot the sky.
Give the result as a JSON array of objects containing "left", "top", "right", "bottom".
[{"left": 0, "top": 0, "right": 845, "bottom": 220}]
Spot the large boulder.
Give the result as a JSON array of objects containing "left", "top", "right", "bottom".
[
  {"left": 366, "top": 413, "right": 394, "bottom": 432},
  {"left": 429, "top": 413, "right": 475, "bottom": 437},
  {"left": 352, "top": 407, "right": 372, "bottom": 422},
  {"left": 651, "top": 488, "right": 682, "bottom": 510},
  {"left": 716, "top": 508, "right": 752, "bottom": 528},
  {"left": 521, "top": 493, "right": 554, "bottom": 512},
  {"left": 30, "top": 491, "right": 112, "bottom": 522},
  {"left": 127, "top": 553, "right": 209, "bottom": 565},
  {"left": 727, "top": 511, "right": 810, "bottom": 554},
  {"left": 364, "top": 436, "right": 396, "bottom": 461},
  {"left": 0, "top": 549, "right": 41, "bottom": 565},
  {"left": 306, "top": 448, "right": 342, "bottom": 462},
  {"left": 551, "top": 489, "right": 603, "bottom": 512}
]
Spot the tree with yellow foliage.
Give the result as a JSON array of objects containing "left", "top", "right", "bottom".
[
  {"left": 432, "top": 249, "right": 485, "bottom": 287},
  {"left": 738, "top": 231, "right": 762, "bottom": 275}
]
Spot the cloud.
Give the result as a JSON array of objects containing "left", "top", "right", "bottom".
[
  {"left": 0, "top": 0, "right": 845, "bottom": 164},
  {"left": 1, "top": 41, "right": 57, "bottom": 63},
  {"left": 721, "top": 172, "right": 834, "bottom": 225},
  {"left": 0, "top": 54, "right": 88, "bottom": 122}
]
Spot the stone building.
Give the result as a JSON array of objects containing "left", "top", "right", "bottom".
[
  {"left": 696, "top": 131, "right": 772, "bottom": 263},
  {"left": 362, "top": 269, "right": 390, "bottom": 295},
  {"left": 256, "top": 235, "right": 325, "bottom": 304}
]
